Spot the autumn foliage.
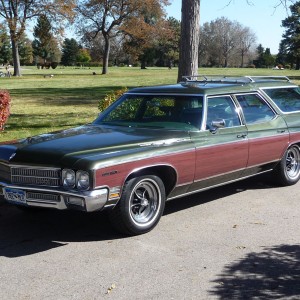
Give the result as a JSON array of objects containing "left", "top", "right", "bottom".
[
  {"left": 0, "top": 90, "right": 11, "bottom": 130},
  {"left": 98, "top": 88, "right": 128, "bottom": 112}
]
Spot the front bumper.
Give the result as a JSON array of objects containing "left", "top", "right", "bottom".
[{"left": 0, "top": 182, "right": 110, "bottom": 212}]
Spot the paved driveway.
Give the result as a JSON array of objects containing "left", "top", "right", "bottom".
[{"left": 0, "top": 177, "right": 299, "bottom": 299}]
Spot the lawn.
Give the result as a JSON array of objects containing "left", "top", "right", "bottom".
[{"left": 0, "top": 66, "right": 299, "bottom": 142}]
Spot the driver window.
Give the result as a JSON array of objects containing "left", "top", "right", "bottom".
[{"left": 207, "top": 96, "right": 241, "bottom": 129}]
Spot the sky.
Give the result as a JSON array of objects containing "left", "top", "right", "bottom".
[{"left": 166, "top": 0, "right": 290, "bottom": 54}]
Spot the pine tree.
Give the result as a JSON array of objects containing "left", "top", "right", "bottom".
[
  {"left": 32, "top": 15, "right": 60, "bottom": 66},
  {"left": 280, "top": 1, "right": 300, "bottom": 69},
  {"left": 61, "top": 38, "right": 80, "bottom": 66}
]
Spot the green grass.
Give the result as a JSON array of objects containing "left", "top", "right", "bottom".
[{"left": 0, "top": 66, "right": 300, "bottom": 142}]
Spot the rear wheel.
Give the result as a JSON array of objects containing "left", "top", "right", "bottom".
[
  {"left": 275, "top": 145, "right": 300, "bottom": 186},
  {"left": 109, "top": 175, "right": 166, "bottom": 235}
]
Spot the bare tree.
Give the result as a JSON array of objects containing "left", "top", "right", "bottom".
[
  {"left": 237, "top": 26, "right": 256, "bottom": 67},
  {"left": 199, "top": 18, "right": 256, "bottom": 67},
  {"left": 179, "top": 0, "right": 294, "bottom": 81}
]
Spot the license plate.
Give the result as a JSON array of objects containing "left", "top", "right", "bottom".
[{"left": 3, "top": 188, "right": 26, "bottom": 204}]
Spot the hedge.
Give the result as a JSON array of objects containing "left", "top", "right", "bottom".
[{"left": 0, "top": 90, "right": 11, "bottom": 131}]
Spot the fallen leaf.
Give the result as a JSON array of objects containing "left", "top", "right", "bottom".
[
  {"left": 106, "top": 284, "right": 116, "bottom": 294},
  {"left": 236, "top": 246, "right": 246, "bottom": 249}
]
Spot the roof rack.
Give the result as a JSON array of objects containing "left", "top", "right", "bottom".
[
  {"left": 181, "top": 75, "right": 291, "bottom": 84},
  {"left": 245, "top": 76, "right": 291, "bottom": 82},
  {"left": 182, "top": 75, "right": 251, "bottom": 84}
]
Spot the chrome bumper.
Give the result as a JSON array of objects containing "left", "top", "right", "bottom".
[{"left": 0, "top": 182, "right": 110, "bottom": 212}]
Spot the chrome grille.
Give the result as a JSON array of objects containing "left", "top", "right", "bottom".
[
  {"left": 11, "top": 166, "right": 61, "bottom": 187},
  {"left": 26, "top": 192, "right": 61, "bottom": 203}
]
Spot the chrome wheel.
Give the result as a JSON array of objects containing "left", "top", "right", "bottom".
[
  {"left": 285, "top": 146, "right": 300, "bottom": 180},
  {"left": 275, "top": 145, "right": 300, "bottom": 186},
  {"left": 129, "top": 178, "right": 161, "bottom": 226},
  {"left": 109, "top": 175, "right": 166, "bottom": 235}
]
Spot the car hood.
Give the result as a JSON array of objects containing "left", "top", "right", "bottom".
[{"left": 0, "top": 124, "right": 191, "bottom": 168}]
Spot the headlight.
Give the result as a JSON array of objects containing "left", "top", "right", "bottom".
[
  {"left": 76, "top": 170, "right": 90, "bottom": 190},
  {"left": 62, "top": 169, "right": 76, "bottom": 188}
]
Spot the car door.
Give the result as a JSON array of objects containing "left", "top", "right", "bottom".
[
  {"left": 188, "top": 95, "right": 249, "bottom": 192},
  {"left": 235, "top": 92, "right": 289, "bottom": 177}
]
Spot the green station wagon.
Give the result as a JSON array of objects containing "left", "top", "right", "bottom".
[{"left": 1, "top": 75, "right": 300, "bottom": 235}]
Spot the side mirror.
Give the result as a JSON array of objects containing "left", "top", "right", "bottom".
[{"left": 210, "top": 119, "right": 225, "bottom": 133}]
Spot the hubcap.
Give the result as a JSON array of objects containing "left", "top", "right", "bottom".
[
  {"left": 129, "top": 179, "right": 161, "bottom": 225},
  {"left": 285, "top": 147, "right": 300, "bottom": 179}
]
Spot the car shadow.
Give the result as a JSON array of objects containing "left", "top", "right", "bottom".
[
  {"left": 209, "top": 244, "right": 300, "bottom": 299},
  {"left": 0, "top": 176, "right": 278, "bottom": 258},
  {"left": 0, "top": 206, "right": 123, "bottom": 257}
]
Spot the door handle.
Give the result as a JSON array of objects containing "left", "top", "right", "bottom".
[
  {"left": 277, "top": 129, "right": 286, "bottom": 133},
  {"left": 237, "top": 134, "right": 247, "bottom": 139}
]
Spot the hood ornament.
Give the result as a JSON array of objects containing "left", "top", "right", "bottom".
[{"left": 9, "top": 152, "right": 16, "bottom": 161}]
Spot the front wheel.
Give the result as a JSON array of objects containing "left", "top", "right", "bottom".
[
  {"left": 274, "top": 145, "right": 300, "bottom": 186},
  {"left": 109, "top": 175, "right": 166, "bottom": 235}
]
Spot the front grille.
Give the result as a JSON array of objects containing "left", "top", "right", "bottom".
[
  {"left": 26, "top": 192, "right": 61, "bottom": 203},
  {"left": 11, "top": 166, "right": 61, "bottom": 187}
]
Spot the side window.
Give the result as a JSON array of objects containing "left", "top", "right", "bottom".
[
  {"left": 206, "top": 96, "right": 241, "bottom": 129},
  {"left": 235, "top": 94, "right": 275, "bottom": 124},
  {"left": 263, "top": 87, "right": 300, "bottom": 112}
]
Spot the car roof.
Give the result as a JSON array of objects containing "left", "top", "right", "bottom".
[{"left": 127, "top": 76, "right": 298, "bottom": 96}]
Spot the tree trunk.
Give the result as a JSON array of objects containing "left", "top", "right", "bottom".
[
  {"left": 240, "top": 50, "right": 245, "bottom": 68},
  {"left": 296, "top": 59, "right": 300, "bottom": 70},
  {"left": 224, "top": 57, "right": 228, "bottom": 68},
  {"left": 11, "top": 37, "right": 21, "bottom": 76},
  {"left": 102, "top": 34, "right": 110, "bottom": 74},
  {"left": 141, "top": 60, "right": 147, "bottom": 69},
  {"left": 177, "top": 0, "right": 200, "bottom": 82}
]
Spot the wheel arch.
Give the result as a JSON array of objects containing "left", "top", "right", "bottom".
[
  {"left": 273, "top": 142, "right": 300, "bottom": 186},
  {"left": 278, "top": 142, "right": 300, "bottom": 162},
  {"left": 125, "top": 164, "right": 177, "bottom": 197}
]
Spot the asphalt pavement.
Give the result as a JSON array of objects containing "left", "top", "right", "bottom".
[{"left": 0, "top": 177, "right": 299, "bottom": 299}]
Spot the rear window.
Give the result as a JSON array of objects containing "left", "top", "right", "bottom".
[{"left": 263, "top": 87, "right": 300, "bottom": 112}]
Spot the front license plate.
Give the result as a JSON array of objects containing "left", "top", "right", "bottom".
[{"left": 3, "top": 188, "right": 26, "bottom": 204}]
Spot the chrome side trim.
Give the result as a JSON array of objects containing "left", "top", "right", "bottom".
[
  {"left": 193, "top": 167, "right": 246, "bottom": 184},
  {"left": 176, "top": 181, "right": 193, "bottom": 187},
  {"left": 192, "top": 160, "right": 278, "bottom": 184},
  {"left": 167, "top": 169, "right": 273, "bottom": 201},
  {"left": 92, "top": 147, "right": 195, "bottom": 172}
]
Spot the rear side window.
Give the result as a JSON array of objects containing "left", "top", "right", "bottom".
[
  {"left": 235, "top": 93, "right": 275, "bottom": 124},
  {"left": 263, "top": 87, "right": 300, "bottom": 112}
]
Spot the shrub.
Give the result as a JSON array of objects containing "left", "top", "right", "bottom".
[
  {"left": 86, "top": 62, "right": 103, "bottom": 68},
  {"left": 0, "top": 90, "right": 11, "bottom": 131},
  {"left": 98, "top": 87, "right": 128, "bottom": 112}
]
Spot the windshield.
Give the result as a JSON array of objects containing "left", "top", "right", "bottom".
[
  {"left": 263, "top": 87, "right": 300, "bottom": 112},
  {"left": 94, "top": 94, "right": 203, "bottom": 130}
]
